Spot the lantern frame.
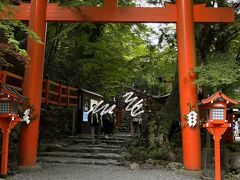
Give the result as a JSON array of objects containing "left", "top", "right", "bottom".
[
  {"left": 201, "top": 91, "right": 238, "bottom": 125},
  {"left": 0, "top": 83, "right": 28, "bottom": 118}
]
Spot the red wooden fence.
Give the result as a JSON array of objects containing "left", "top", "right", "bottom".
[{"left": 0, "top": 70, "right": 78, "bottom": 108}]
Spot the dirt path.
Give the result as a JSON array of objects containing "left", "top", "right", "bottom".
[{"left": 10, "top": 163, "right": 200, "bottom": 180}]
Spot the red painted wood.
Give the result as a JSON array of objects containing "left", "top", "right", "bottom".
[
  {"left": 201, "top": 91, "right": 238, "bottom": 106},
  {"left": 57, "top": 81, "right": 62, "bottom": 107},
  {"left": 176, "top": 0, "right": 201, "bottom": 170},
  {"left": 104, "top": 0, "right": 118, "bottom": 8},
  {"left": 1, "top": 71, "right": 78, "bottom": 107},
  {"left": 0, "top": 118, "right": 22, "bottom": 176},
  {"left": 19, "top": 0, "right": 48, "bottom": 167},
  {"left": 46, "top": 3, "right": 176, "bottom": 23},
  {"left": 204, "top": 123, "right": 231, "bottom": 180},
  {"left": 1, "top": 133, "right": 9, "bottom": 176},
  {"left": 8, "top": 3, "right": 234, "bottom": 23},
  {"left": 0, "top": 121, "right": 9, "bottom": 176},
  {"left": 66, "top": 84, "right": 70, "bottom": 108},
  {"left": 0, "top": 71, "right": 7, "bottom": 83}
]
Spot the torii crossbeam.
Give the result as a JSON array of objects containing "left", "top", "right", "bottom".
[
  {"left": 13, "top": 2, "right": 234, "bottom": 23},
  {"left": 1, "top": 0, "right": 235, "bottom": 173}
]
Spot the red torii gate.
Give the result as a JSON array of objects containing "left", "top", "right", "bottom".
[{"left": 3, "top": 0, "right": 235, "bottom": 172}]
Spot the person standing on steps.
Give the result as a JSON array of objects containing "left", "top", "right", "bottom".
[
  {"left": 88, "top": 104, "right": 102, "bottom": 144},
  {"left": 131, "top": 114, "right": 142, "bottom": 135},
  {"left": 102, "top": 113, "right": 112, "bottom": 139}
]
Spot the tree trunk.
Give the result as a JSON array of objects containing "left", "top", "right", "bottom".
[
  {"left": 145, "top": 73, "right": 180, "bottom": 148},
  {"left": 156, "top": 73, "right": 180, "bottom": 145}
]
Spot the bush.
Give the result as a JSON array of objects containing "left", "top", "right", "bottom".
[
  {"left": 39, "top": 105, "right": 74, "bottom": 141},
  {"left": 147, "top": 146, "right": 170, "bottom": 160}
]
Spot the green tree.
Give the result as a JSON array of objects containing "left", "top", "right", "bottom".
[
  {"left": 137, "top": 0, "right": 240, "bottom": 160},
  {"left": 44, "top": 21, "right": 174, "bottom": 97},
  {"left": 0, "top": 0, "right": 40, "bottom": 68}
]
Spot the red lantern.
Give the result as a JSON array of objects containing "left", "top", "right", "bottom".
[
  {"left": 0, "top": 83, "right": 28, "bottom": 176},
  {"left": 201, "top": 91, "right": 238, "bottom": 180},
  {"left": 0, "top": 83, "right": 27, "bottom": 119}
]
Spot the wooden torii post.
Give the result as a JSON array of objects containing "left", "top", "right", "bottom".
[{"left": 2, "top": 0, "right": 234, "bottom": 171}]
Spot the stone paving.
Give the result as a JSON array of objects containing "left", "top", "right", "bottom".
[
  {"left": 10, "top": 163, "right": 200, "bottom": 180},
  {"left": 37, "top": 134, "right": 127, "bottom": 166},
  {"left": 9, "top": 133, "right": 201, "bottom": 180}
]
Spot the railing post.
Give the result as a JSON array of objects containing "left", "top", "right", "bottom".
[
  {"left": 45, "top": 75, "right": 49, "bottom": 106},
  {"left": 76, "top": 87, "right": 82, "bottom": 134},
  {"left": 58, "top": 81, "right": 62, "bottom": 107},
  {"left": 72, "top": 108, "right": 76, "bottom": 135},
  {"left": 0, "top": 70, "right": 7, "bottom": 83},
  {"left": 1, "top": 131, "right": 9, "bottom": 176},
  {"left": 67, "top": 83, "right": 70, "bottom": 108},
  {"left": 21, "top": 73, "right": 24, "bottom": 93}
]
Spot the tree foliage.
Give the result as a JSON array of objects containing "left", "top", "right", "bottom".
[
  {"left": 138, "top": 0, "right": 240, "bottom": 157},
  {"left": 195, "top": 1, "right": 240, "bottom": 99},
  {"left": 195, "top": 53, "right": 240, "bottom": 92},
  {"left": 44, "top": 22, "right": 175, "bottom": 97},
  {"left": 0, "top": 0, "right": 40, "bottom": 68}
]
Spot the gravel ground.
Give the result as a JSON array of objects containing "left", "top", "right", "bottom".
[{"left": 9, "top": 163, "right": 200, "bottom": 180}]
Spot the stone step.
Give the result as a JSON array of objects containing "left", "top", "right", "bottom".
[
  {"left": 86, "top": 143, "right": 121, "bottom": 149},
  {"left": 71, "top": 139, "right": 125, "bottom": 145},
  {"left": 45, "top": 145, "right": 119, "bottom": 154},
  {"left": 119, "top": 129, "right": 129, "bottom": 132},
  {"left": 75, "top": 133, "right": 131, "bottom": 138},
  {"left": 120, "top": 122, "right": 129, "bottom": 125},
  {"left": 113, "top": 133, "right": 131, "bottom": 137},
  {"left": 119, "top": 126, "right": 129, "bottom": 130},
  {"left": 39, "top": 151, "right": 121, "bottom": 160},
  {"left": 69, "top": 135, "right": 127, "bottom": 141},
  {"left": 119, "top": 127, "right": 129, "bottom": 130},
  {"left": 118, "top": 124, "right": 129, "bottom": 127},
  {"left": 119, "top": 124, "right": 129, "bottom": 128},
  {"left": 41, "top": 142, "right": 121, "bottom": 151},
  {"left": 38, "top": 156, "right": 120, "bottom": 166}
]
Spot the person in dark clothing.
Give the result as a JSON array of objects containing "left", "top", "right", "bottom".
[
  {"left": 88, "top": 106, "right": 102, "bottom": 143},
  {"left": 102, "top": 113, "right": 114, "bottom": 139}
]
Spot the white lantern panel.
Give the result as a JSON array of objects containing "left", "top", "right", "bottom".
[
  {"left": 212, "top": 108, "right": 224, "bottom": 120},
  {"left": 0, "top": 102, "right": 10, "bottom": 113}
]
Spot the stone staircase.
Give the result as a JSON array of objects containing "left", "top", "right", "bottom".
[
  {"left": 118, "top": 115, "right": 130, "bottom": 133},
  {"left": 37, "top": 133, "right": 131, "bottom": 166}
]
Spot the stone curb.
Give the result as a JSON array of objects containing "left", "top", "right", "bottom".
[
  {"left": 18, "top": 164, "right": 42, "bottom": 172},
  {"left": 176, "top": 169, "right": 202, "bottom": 178}
]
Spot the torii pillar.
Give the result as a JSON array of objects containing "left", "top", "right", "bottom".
[
  {"left": 18, "top": 0, "right": 47, "bottom": 166},
  {"left": 4, "top": 0, "right": 233, "bottom": 171},
  {"left": 176, "top": 0, "right": 201, "bottom": 170}
]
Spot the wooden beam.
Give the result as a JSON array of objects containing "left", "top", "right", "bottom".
[
  {"left": 193, "top": 4, "right": 235, "bottom": 23},
  {"left": 2, "top": 3, "right": 235, "bottom": 23},
  {"left": 45, "top": 3, "right": 177, "bottom": 23},
  {"left": 17, "top": 3, "right": 30, "bottom": 21}
]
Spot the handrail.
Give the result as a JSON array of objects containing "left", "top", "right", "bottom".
[
  {"left": 5, "top": 71, "right": 23, "bottom": 80},
  {"left": 0, "top": 70, "right": 78, "bottom": 108}
]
